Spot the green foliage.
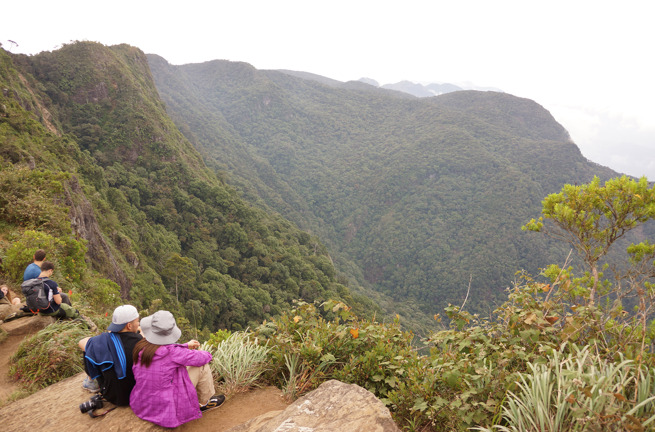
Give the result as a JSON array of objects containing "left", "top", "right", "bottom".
[
  {"left": 205, "top": 328, "right": 233, "bottom": 348},
  {"left": 396, "top": 293, "right": 555, "bottom": 430},
  {"left": 0, "top": 165, "right": 71, "bottom": 234},
  {"left": 474, "top": 345, "right": 655, "bottom": 432},
  {"left": 254, "top": 294, "right": 554, "bottom": 430},
  {"left": 386, "top": 264, "right": 655, "bottom": 430},
  {"left": 201, "top": 332, "right": 270, "bottom": 394},
  {"left": 148, "top": 55, "right": 622, "bottom": 329},
  {"left": 161, "top": 253, "right": 196, "bottom": 303},
  {"left": 2, "top": 230, "right": 87, "bottom": 283},
  {"left": 522, "top": 176, "right": 655, "bottom": 363},
  {"left": 255, "top": 300, "right": 417, "bottom": 404},
  {"left": 9, "top": 321, "right": 92, "bottom": 391},
  {"left": 79, "top": 278, "right": 122, "bottom": 310},
  {"left": 524, "top": 175, "right": 655, "bottom": 303}
]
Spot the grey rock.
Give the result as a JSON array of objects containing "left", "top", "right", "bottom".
[
  {"left": 0, "top": 314, "right": 55, "bottom": 335},
  {"left": 227, "top": 380, "right": 400, "bottom": 432}
]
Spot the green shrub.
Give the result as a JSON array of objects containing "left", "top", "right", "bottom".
[
  {"left": 0, "top": 166, "right": 71, "bottom": 235},
  {"left": 202, "top": 331, "right": 270, "bottom": 394},
  {"left": 79, "top": 277, "right": 121, "bottom": 310},
  {"left": 9, "top": 321, "right": 92, "bottom": 391},
  {"left": 255, "top": 300, "right": 418, "bottom": 404},
  {"left": 205, "top": 328, "right": 232, "bottom": 348},
  {"left": 3, "top": 230, "right": 87, "bottom": 283},
  {"left": 474, "top": 344, "right": 655, "bottom": 432}
]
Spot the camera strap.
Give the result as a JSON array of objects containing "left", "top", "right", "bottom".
[{"left": 88, "top": 406, "right": 117, "bottom": 418}]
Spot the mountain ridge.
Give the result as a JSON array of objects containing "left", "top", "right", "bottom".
[
  {"left": 1, "top": 41, "right": 630, "bottom": 331},
  {"left": 1, "top": 42, "right": 376, "bottom": 335},
  {"left": 146, "top": 54, "right": 620, "bottom": 325}
]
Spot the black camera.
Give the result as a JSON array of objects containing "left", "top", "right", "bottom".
[{"left": 79, "top": 394, "right": 103, "bottom": 414}]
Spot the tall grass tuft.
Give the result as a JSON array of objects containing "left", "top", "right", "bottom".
[
  {"left": 202, "top": 331, "right": 270, "bottom": 395},
  {"left": 474, "top": 344, "right": 655, "bottom": 431},
  {"left": 9, "top": 320, "right": 91, "bottom": 391}
]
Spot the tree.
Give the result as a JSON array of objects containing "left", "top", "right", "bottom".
[
  {"left": 523, "top": 176, "right": 655, "bottom": 305},
  {"left": 161, "top": 253, "right": 197, "bottom": 303}
]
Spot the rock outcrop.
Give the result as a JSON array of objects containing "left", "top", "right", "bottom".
[
  {"left": 0, "top": 314, "right": 55, "bottom": 336},
  {"left": 0, "top": 375, "right": 399, "bottom": 432},
  {"left": 0, "top": 371, "right": 161, "bottom": 432},
  {"left": 226, "top": 380, "right": 401, "bottom": 432},
  {"left": 64, "top": 175, "right": 133, "bottom": 297},
  {"left": 1, "top": 322, "right": 397, "bottom": 432}
]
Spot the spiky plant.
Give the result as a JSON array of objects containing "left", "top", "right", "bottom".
[
  {"left": 474, "top": 344, "right": 655, "bottom": 431},
  {"left": 201, "top": 331, "right": 270, "bottom": 394}
]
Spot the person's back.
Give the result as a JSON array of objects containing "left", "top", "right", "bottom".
[
  {"left": 131, "top": 343, "right": 212, "bottom": 426},
  {"left": 81, "top": 305, "right": 142, "bottom": 406},
  {"left": 23, "top": 249, "right": 46, "bottom": 281},
  {"left": 35, "top": 261, "right": 78, "bottom": 318},
  {"left": 130, "top": 311, "right": 224, "bottom": 428}
]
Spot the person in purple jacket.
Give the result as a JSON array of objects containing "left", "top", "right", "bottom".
[{"left": 130, "top": 310, "right": 225, "bottom": 428}]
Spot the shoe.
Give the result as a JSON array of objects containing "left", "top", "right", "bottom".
[
  {"left": 200, "top": 394, "right": 225, "bottom": 412},
  {"left": 82, "top": 377, "right": 101, "bottom": 393}
]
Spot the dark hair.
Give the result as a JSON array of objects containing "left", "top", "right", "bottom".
[
  {"left": 34, "top": 249, "right": 46, "bottom": 261},
  {"left": 41, "top": 261, "right": 55, "bottom": 272},
  {"left": 133, "top": 339, "right": 161, "bottom": 368}
]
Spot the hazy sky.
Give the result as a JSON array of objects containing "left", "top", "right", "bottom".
[{"left": 4, "top": 1, "right": 654, "bottom": 179}]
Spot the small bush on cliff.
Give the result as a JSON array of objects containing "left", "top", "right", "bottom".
[
  {"left": 9, "top": 321, "right": 93, "bottom": 391},
  {"left": 0, "top": 166, "right": 71, "bottom": 236},
  {"left": 2, "top": 229, "right": 87, "bottom": 284},
  {"left": 253, "top": 300, "right": 419, "bottom": 408}
]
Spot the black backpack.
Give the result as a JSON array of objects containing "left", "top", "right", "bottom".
[{"left": 21, "top": 277, "right": 51, "bottom": 312}]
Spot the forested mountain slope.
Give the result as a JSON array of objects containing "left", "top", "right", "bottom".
[
  {"left": 147, "top": 55, "right": 621, "bottom": 320},
  {"left": 0, "top": 42, "right": 375, "bottom": 334}
]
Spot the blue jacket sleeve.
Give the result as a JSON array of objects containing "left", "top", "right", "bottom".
[{"left": 84, "top": 333, "right": 127, "bottom": 379}]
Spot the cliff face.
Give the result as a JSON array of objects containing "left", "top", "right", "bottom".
[
  {"left": 64, "top": 175, "right": 132, "bottom": 297},
  {"left": 2, "top": 46, "right": 136, "bottom": 296},
  {"left": 2, "top": 43, "right": 370, "bottom": 332},
  {"left": 148, "top": 55, "right": 621, "bottom": 322}
]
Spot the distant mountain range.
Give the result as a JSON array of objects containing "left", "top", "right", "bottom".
[
  {"left": 358, "top": 77, "right": 503, "bottom": 98},
  {"left": 1, "top": 41, "right": 637, "bottom": 332},
  {"left": 275, "top": 71, "right": 500, "bottom": 99},
  {"left": 147, "top": 55, "right": 622, "bottom": 329}
]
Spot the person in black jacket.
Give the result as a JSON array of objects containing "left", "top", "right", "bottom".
[
  {"left": 35, "top": 261, "right": 77, "bottom": 318},
  {"left": 79, "top": 305, "right": 142, "bottom": 405}
]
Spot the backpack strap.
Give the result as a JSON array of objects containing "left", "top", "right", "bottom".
[{"left": 109, "top": 332, "right": 127, "bottom": 379}]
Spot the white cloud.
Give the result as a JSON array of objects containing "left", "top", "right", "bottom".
[{"left": 550, "top": 104, "right": 655, "bottom": 180}]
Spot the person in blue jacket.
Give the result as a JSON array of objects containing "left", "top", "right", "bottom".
[
  {"left": 79, "top": 305, "right": 143, "bottom": 404},
  {"left": 23, "top": 249, "right": 46, "bottom": 281}
]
